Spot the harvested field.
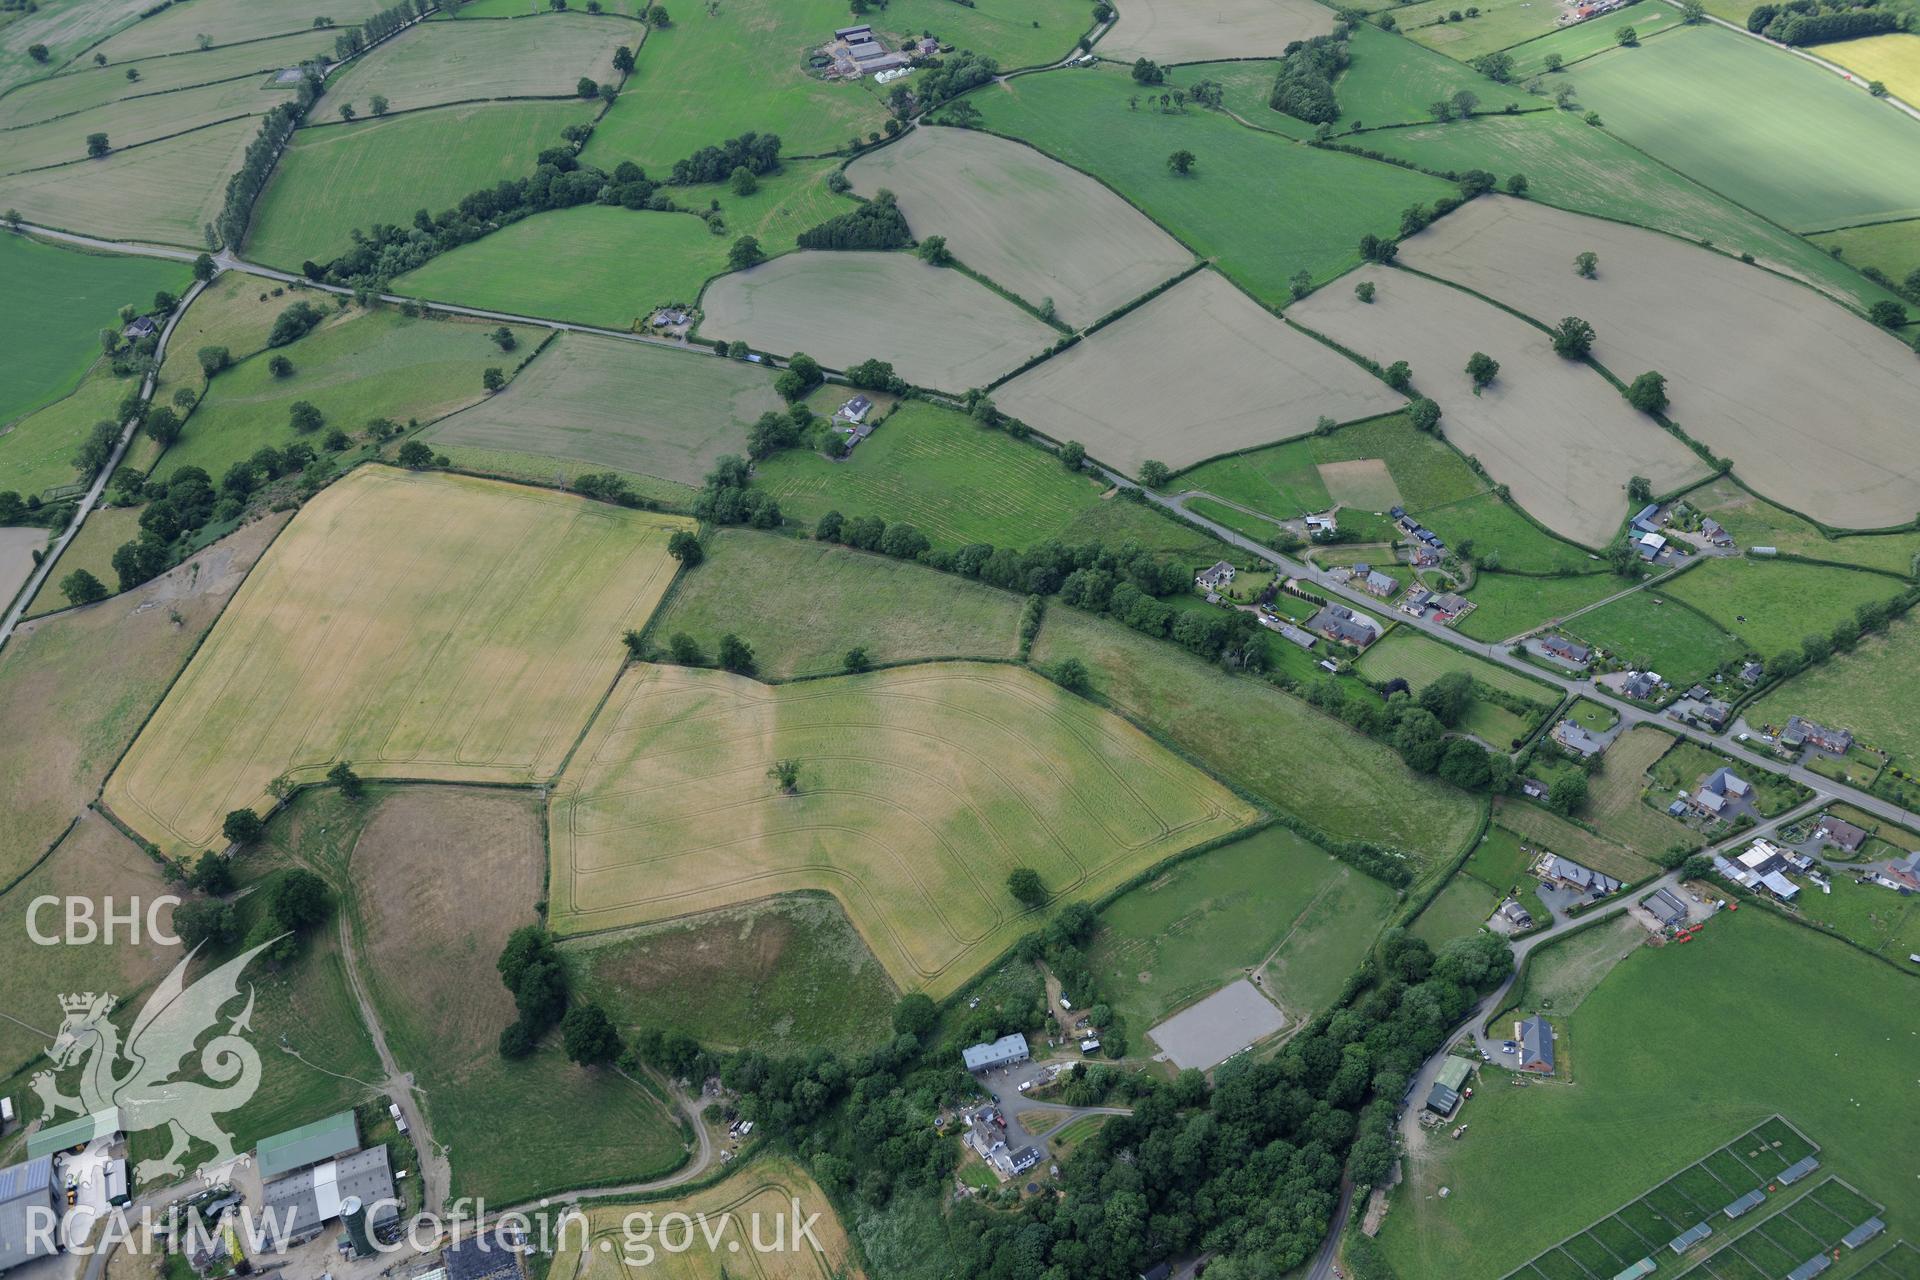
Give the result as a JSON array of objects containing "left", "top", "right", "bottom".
[
  {"left": 424, "top": 332, "right": 782, "bottom": 490},
  {"left": 0, "top": 0, "right": 159, "bottom": 94},
  {"left": 1099, "top": 0, "right": 1333, "bottom": 64},
  {"left": 1820, "top": 32, "right": 1920, "bottom": 105},
  {"left": 844, "top": 126, "right": 1192, "bottom": 325},
  {"left": 1033, "top": 605, "right": 1484, "bottom": 868},
  {"left": 105, "top": 468, "right": 693, "bottom": 857},
  {"left": 344, "top": 786, "right": 687, "bottom": 1202},
  {"left": 0, "top": 813, "right": 176, "bottom": 1075},
  {"left": 0, "top": 31, "right": 335, "bottom": 129},
  {"left": 0, "top": 116, "right": 256, "bottom": 245},
  {"left": 1317, "top": 458, "right": 1400, "bottom": 512},
  {"left": 651, "top": 529, "right": 1025, "bottom": 677},
  {"left": 1289, "top": 266, "right": 1708, "bottom": 545},
  {"left": 549, "top": 662, "right": 1257, "bottom": 995},
  {"left": 0, "top": 232, "right": 187, "bottom": 431},
  {"left": 1566, "top": 25, "right": 1920, "bottom": 232},
  {"left": 245, "top": 100, "right": 599, "bottom": 268},
  {"left": 1357, "top": 111, "right": 1906, "bottom": 318},
  {"left": 323, "top": 13, "right": 625, "bottom": 114},
  {"left": 698, "top": 251, "right": 1057, "bottom": 393},
  {"left": 91, "top": 0, "right": 387, "bottom": 60},
  {"left": 2, "top": 74, "right": 296, "bottom": 175},
  {"left": 1399, "top": 197, "right": 1920, "bottom": 531},
  {"left": 996, "top": 270, "right": 1403, "bottom": 476},
  {"left": 0, "top": 514, "right": 285, "bottom": 888},
  {"left": 552, "top": 1153, "right": 859, "bottom": 1280},
  {"left": 0, "top": 527, "right": 45, "bottom": 613},
  {"left": 394, "top": 162, "right": 844, "bottom": 328},
  {"left": 972, "top": 65, "right": 1455, "bottom": 307},
  {"left": 567, "top": 894, "right": 898, "bottom": 1057},
  {"left": 155, "top": 307, "right": 499, "bottom": 484}
]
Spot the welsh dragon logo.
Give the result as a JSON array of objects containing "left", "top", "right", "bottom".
[{"left": 33, "top": 940, "right": 276, "bottom": 1183}]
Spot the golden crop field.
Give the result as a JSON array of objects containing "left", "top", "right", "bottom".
[
  {"left": 551, "top": 1154, "right": 860, "bottom": 1280},
  {"left": 105, "top": 467, "right": 693, "bottom": 857},
  {"left": 548, "top": 662, "right": 1258, "bottom": 997}
]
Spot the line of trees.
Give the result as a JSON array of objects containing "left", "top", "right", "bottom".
[
  {"left": 214, "top": 71, "right": 320, "bottom": 249},
  {"left": 331, "top": 0, "right": 434, "bottom": 60},
  {"left": 668, "top": 131, "right": 781, "bottom": 186},
  {"left": 1748, "top": 0, "right": 1909, "bottom": 44}
]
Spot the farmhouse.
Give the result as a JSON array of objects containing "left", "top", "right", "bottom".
[
  {"left": 1782, "top": 716, "right": 1852, "bottom": 754},
  {"left": 836, "top": 394, "right": 873, "bottom": 425},
  {"left": 1551, "top": 719, "right": 1606, "bottom": 759},
  {"left": 1196, "top": 561, "right": 1236, "bottom": 592},
  {"left": 1701, "top": 517, "right": 1733, "bottom": 547},
  {"left": 962, "top": 1034, "right": 1031, "bottom": 1073},
  {"left": 1535, "top": 853, "right": 1621, "bottom": 898},
  {"left": 1308, "top": 603, "right": 1379, "bottom": 648},
  {"left": 1539, "top": 635, "right": 1592, "bottom": 669},
  {"left": 0, "top": 1156, "right": 58, "bottom": 1275},
  {"left": 1517, "top": 1014, "right": 1555, "bottom": 1074},
  {"left": 259, "top": 1144, "right": 400, "bottom": 1253},
  {"left": 1811, "top": 814, "right": 1869, "bottom": 854},
  {"left": 1361, "top": 569, "right": 1399, "bottom": 598}
]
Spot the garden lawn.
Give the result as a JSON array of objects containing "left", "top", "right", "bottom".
[
  {"left": 1662, "top": 556, "right": 1910, "bottom": 661},
  {"left": 1455, "top": 569, "right": 1627, "bottom": 642},
  {"left": 1819, "top": 32, "right": 1920, "bottom": 105},
  {"left": 1584, "top": 725, "right": 1697, "bottom": 860},
  {"left": 1565, "top": 25, "right": 1920, "bottom": 232},
  {"left": 245, "top": 100, "right": 600, "bottom": 268},
  {"left": 1377, "top": 908, "right": 1920, "bottom": 1277},
  {"left": 548, "top": 662, "right": 1258, "bottom": 996},
  {"left": 0, "top": 235, "right": 187, "bottom": 430},
  {"left": 321, "top": 11, "right": 626, "bottom": 115},
  {"left": 1033, "top": 605, "right": 1486, "bottom": 868},
  {"left": 423, "top": 331, "right": 781, "bottom": 491},
  {"left": 0, "top": 117, "right": 258, "bottom": 246},
  {"left": 1356, "top": 111, "right": 1908, "bottom": 316},
  {"left": 104, "top": 469, "right": 692, "bottom": 857},
  {"left": 649, "top": 528, "right": 1025, "bottom": 677},
  {"left": 1355, "top": 627, "right": 1558, "bottom": 703},
  {"left": 1089, "top": 826, "right": 1396, "bottom": 1031},
  {"left": 1751, "top": 613, "right": 1920, "bottom": 766},
  {"left": 154, "top": 308, "right": 498, "bottom": 483},
  {"left": 1463, "top": 824, "right": 1537, "bottom": 894},
  {"left": 970, "top": 64, "right": 1455, "bottom": 307},
  {"left": 1098, "top": 0, "right": 1334, "bottom": 63},
  {"left": 1688, "top": 475, "right": 1920, "bottom": 577},
  {"left": 1411, "top": 873, "right": 1497, "bottom": 944},
  {"left": 755, "top": 400, "right": 1120, "bottom": 549},
  {"left": 567, "top": 894, "right": 898, "bottom": 1058},
  {"left": 0, "top": 364, "right": 140, "bottom": 502},
  {"left": 1565, "top": 586, "right": 1746, "bottom": 686},
  {"left": 1810, "top": 218, "right": 1920, "bottom": 298},
  {"left": 393, "top": 161, "right": 842, "bottom": 328}
]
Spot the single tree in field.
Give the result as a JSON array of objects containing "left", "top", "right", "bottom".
[
  {"left": 482, "top": 367, "right": 506, "bottom": 392},
  {"left": 1451, "top": 89, "right": 1478, "bottom": 118},
  {"left": 1626, "top": 371, "right": 1668, "bottom": 414},
  {"left": 144, "top": 406, "right": 181, "bottom": 445},
  {"left": 1550, "top": 316, "right": 1595, "bottom": 358},
  {"left": 1616, "top": 23, "right": 1637, "bottom": 45},
  {"left": 1356, "top": 280, "right": 1376, "bottom": 303},
  {"left": 338, "top": 103, "right": 356, "bottom": 121},
  {"left": 728, "top": 235, "right": 764, "bottom": 270},
  {"left": 1408, "top": 397, "right": 1442, "bottom": 433},
  {"left": 1138, "top": 459, "right": 1172, "bottom": 489},
  {"left": 125, "top": 67, "right": 140, "bottom": 81},
  {"left": 844, "top": 646, "right": 873, "bottom": 674},
  {"left": 1466, "top": 351, "right": 1499, "bottom": 393},
  {"left": 1166, "top": 148, "right": 1196, "bottom": 175},
  {"left": 622, "top": 629, "right": 646, "bottom": 659},
  {"left": 1059, "top": 440, "right": 1086, "bottom": 471},
  {"left": 1627, "top": 475, "right": 1652, "bottom": 504},
  {"left": 328, "top": 760, "right": 364, "bottom": 799},
  {"left": 1543, "top": 51, "right": 1563, "bottom": 71},
  {"left": 1289, "top": 270, "right": 1313, "bottom": 300},
  {"left": 86, "top": 132, "right": 109, "bottom": 158},
  {"left": 769, "top": 758, "right": 801, "bottom": 793},
  {"left": 222, "top": 808, "right": 264, "bottom": 846},
  {"left": 288, "top": 400, "right": 322, "bottom": 432},
  {"left": 1505, "top": 172, "right": 1529, "bottom": 197},
  {"left": 61, "top": 569, "right": 108, "bottom": 606},
  {"left": 370, "top": 94, "right": 389, "bottom": 116},
  {"left": 27, "top": 43, "right": 48, "bottom": 62},
  {"left": 1574, "top": 251, "right": 1598, "bottom": 278},
  {"left": 269, "top": 355, "right": 294, "bottom": 378},
  {"left": 729, "top": 164, "right": 757, "bottom": 196},
  {"left": 562, "top": 1003, "right": 622, "bottom": 1066},
  {"left": 1868, "top": 300, "right": 1908, "bottom": 328},
  {"left": 490, "top": 325, "right": 516, "bottom": 351},
  {"left": 396, "top": 440, "right": 433, "bottom": 468},
  {"left": 668, "top": 632, "right": 702, "bottom": 664},
  {"left": 1053, "top": 657, "right": 1090, "bottom": 692},
  {"left": 917, "top": 235, "right": 954, "bottom": 266},
  {"left": 666, "top": 529, "right": 704, "bottom": 565},
  {"left": 1007, "top": 868, "right": 1047, "bottom": 908},
  {"left": 718, "top": 632, "right": 754, "bottom": 674},
  {"left": 1383, "top": 360, "right": 1413, "bottom": 392}
]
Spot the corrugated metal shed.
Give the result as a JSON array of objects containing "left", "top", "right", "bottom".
[
  {"left": 1779, "top": 1156, "right": 1820, "bottom": 1185},
  {"left": 256, "top": 1109, "right": 359, "bottom": 1180},
  {"left": 1841, "top": 1217, "right": 1885, "bottom": 1249},
  {"left": 1667, "top": 1222, "right": 1712, "bottom": 1253},
  {"left": 25, "top": 1107, "right": 123, "bottom": 1158},
  {"left": 1611, "top": 1259, "right": 1655, "bottom": 1280},
  {"left": 1436, "top": 1058, "right": 1473, "bottom": 1091},
  {"left": 1786, "top": 1253, "right": 1831, "bottom": 1280},
  {"left": 1722, "top": 1189, "right": 1765, "bottom": 1218}
]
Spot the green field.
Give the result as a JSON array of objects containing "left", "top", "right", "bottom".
[
  {"left": 1456, "top": 568, "right": 1627, "bottom": 643},
  {"left": 1, "top": 72, "right": 296, "bottom": 175},
  {"left": 424, "top": 331, "right": 781, "bottom": 491},
  {"left": 393, "top": 161, "right": 842, "bottom": 328},
  {"left": 0, "top": 362, "right": 141, "bottom": 502},
  {"left": 1496, "top": 795, "right": 1656, "bottom": 882},
  {"left": 0, "top": 235, "right": 186, "bottom": 432},
  {"left": 1566, "top": 586, "right": 1746, "bottom": 686},
  {"left": 1391, "top": 0, "right": 1571, "bottom": 62},
  {"left": 1356, "top": 110, "right": 1908, "bottom": 316},
  {"left": 1503, "top": 5, "right": 1683, "bottom": 77},
  {"left": 155, "top": 307, "right": 497, "bottom": 483},
  {"left": 1585, "top": 724, "right": 1700, "bottom": 859},
  {"left": 1566, "top": 25, "right": 1920, "bottom": 232},
  {"left": 1752, "top": 613, "right": 1920, "bottom": 765},
  {"left": 549, "top": 661, "right": 1258, "bottom": 996},
  {"left": 1033, "top": 604, "right": 1486, "bottom": 868},
  {"left": 22, "top": 504, "right": 140, "bottom": 618},
  {"left": 1689, "top": 475, "right": 1920, "bottom": 577},
  {"left": 1377, "top": 908, "right": 1920, "bottom": 1277},
  {"left": 568, "top": 894, "right": 898, "bottom": 1058},
  {"left": 322, "top": 12, "right": 626, "bottom": 115},
  {"left": 90, "top": 0, "right": 387, "bottom": 60},
  {"left": 1462, "top": 823, "right": 1537, "bottom": 895},
  {"left": 1663, "top": 556, "right": 1910, "bottom": 661},
  {"left": 245, "top": 100, "right": 599, "bottom": 268},
  {"left": 1411, "top": 873, "right": 1496, "bottom": 944},
  {"left": 0, "top": 30, "right": 334, "bottom": 129},
  {"left": 649, "top": 528, "right": 1025, "bottom": 677},
  {"left": 755, "top": 400, "right": 1157, "bottom": 551},
  {"left": 1088, "top": 826, "right": 1397, "bottom": 1031},
  {"left": 1811, "top": 218, "right": 1920, "bottom": 297},
  {"left": 971, "top": 65, "right": 1455, "bottom": 307},
  {"left": 1213, "top": 25, "right": 1535, "bottom": 135},
  {"left": 1355, "top": 627, "right": 1558, "bottom": 703},
  {"left": 1422, "top": 493, "right": 1604, "bottom": 575}
]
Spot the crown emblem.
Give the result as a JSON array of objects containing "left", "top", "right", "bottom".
[{"left": 60, "top": 992, "right": 110, "bottom": 1014}]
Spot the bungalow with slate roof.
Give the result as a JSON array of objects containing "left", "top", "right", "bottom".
[
  {"left": 1622, "top": 671, "right": 1661, "bottom": 700},
  {"left": 1536, "top": 853, "right": 1620, "bottom": 897},
  {"left": 1689, "top": 767, "right": 1751, "bottom": 817},
  {"left": 836, "top": 394, "right": 873, "bottom": 424},
  {"left": 1812, "top": 815, "right": 1869, "bottom": 854},
  {"left": 1540, "top": 635, "right": 1591, "bottom": 668},
  {"left": 1430, "top": 592, "right": 1470, "bottom": 618},
  {"left": 1518, "top": 1015, "right": 1555, "bottom": 1074},
  {"left": 1876, "top": 852, "right": 1920, "bottom": 893},
  {"left": 1702, "top": 517, "right": 1732, "bottom": 547}
]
